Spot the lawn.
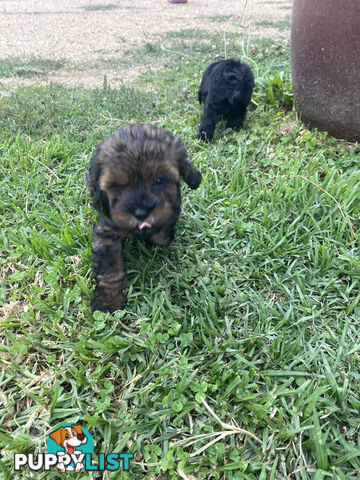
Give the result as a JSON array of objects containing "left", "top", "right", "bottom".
[{"left": 1, "top": 32, "right": 360, "bottom": 479}]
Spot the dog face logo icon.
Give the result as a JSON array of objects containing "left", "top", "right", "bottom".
[
  {"left": 50, "top": 425, "right": 87, "bottom": 455},
  {"left": 47, "top": 423, "right": 94, "bottom": 472}
]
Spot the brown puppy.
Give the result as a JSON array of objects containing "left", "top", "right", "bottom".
[{"left": 87, "top": 123, "right": 202, "bottom": 313}]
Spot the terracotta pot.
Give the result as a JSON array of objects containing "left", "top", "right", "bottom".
[{"left": 291, "top": 0, "right": 360, "bottom": 141}]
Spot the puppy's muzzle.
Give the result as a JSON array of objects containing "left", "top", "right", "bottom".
[{"left": 133, "top": 203, "right": 155, "bottom": 220}]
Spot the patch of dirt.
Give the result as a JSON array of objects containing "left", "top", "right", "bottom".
[
  {"left": 0, "top": 0, "right": 291, "bottom": 88},
  {"left": 277, "top": 119, "right": 297, "bottom": 136}
]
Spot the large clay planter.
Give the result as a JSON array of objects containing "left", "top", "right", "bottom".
[{"left": 291, "top": 0, "right": 360, "bottom": 141}]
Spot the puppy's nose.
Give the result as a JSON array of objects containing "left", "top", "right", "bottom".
[
  {"left": 134, "top": 205, "right": 154, "bottom": 220},
  {"left": 77, "top": 434, "right": 85, "bottom": 441}
]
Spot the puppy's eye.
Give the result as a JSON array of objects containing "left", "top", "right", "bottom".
[
  {"left": 65, "top": 433, "right": 69, "bottom": 438},
  {"left": 154, "top": 175, "right": 165, "bottom": 186}
]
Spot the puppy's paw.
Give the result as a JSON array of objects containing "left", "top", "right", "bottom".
[
  {"left": 197, "top": 130, "right": 212, "bottom": 142},
  {"left": 149, "top": 226, "right": 175, "bottom": 246},
  {"left": 186, "top": 169, "right": 202, "bottom": 190},
  {"left": 225, "top": 116, "right": 245, "bottom": 130},
  {"left": 91, "top": 295, "right": 127, "bottom": 314}
]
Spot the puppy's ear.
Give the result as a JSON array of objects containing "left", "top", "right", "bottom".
[
  {"left": 86, "top": 150, "right": 110, "bottom": 217},
  {"left": 86, "top": 150, "right": 101, "bottom": 208},
  {"left": 49, "top": 428, "right": 64, "bottom": 445},
  {"left": 177, "top": 146, "right": 202, "bottom": 190},
  {"left": 98, "top": 190, "right": 110, "bottom": 217},
  {"left": 71, "top": 425, "right": 83, "bottom": 435}
]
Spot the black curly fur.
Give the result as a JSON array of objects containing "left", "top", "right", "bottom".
[{"left": 197, "top": 59, "right": 255, "bottom": 141}]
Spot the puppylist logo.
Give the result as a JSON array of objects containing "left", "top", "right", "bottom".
[{"left": 14, "top": 423, "right": 133, "bottom": 473}]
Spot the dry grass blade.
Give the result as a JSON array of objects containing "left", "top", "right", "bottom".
[
  {"left": 177, "top": 468, "right": 201, "bottom": 480},
  {"left": 190, "top": 431, "right": 230, "bottom": 457},
  {"left": 200, "top": 396, "right": 262, "bottom": 443},
  {"left": 138, "top": 396, "right": 262, "bottom": 468},
  {"left": 172, "top": 397, "right": 261, "bottom": 459},
  {"left": 160, "top": 42, "right": 192, "bottom": 59},
  {"left": 175, "top": 431, "right": 228, "bottom": 448}
]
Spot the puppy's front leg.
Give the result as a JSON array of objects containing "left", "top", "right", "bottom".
[
  {"left": 91, "top": 225, "right": 126, "bottom": 313},
  {"left": 198, "top": 103, "right": 218, "bottom": 141},
  {"left": 149, "top": 223, "right": 176, "bottom": 247},
  {"left": 225, "top": 107, "right": 247, "bottom": 130}
]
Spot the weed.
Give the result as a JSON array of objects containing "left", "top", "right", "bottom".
[{"left": 256, "top": 71, "right": 293, "bottom": 108}]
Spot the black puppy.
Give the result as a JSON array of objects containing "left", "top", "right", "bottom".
[{"left": 197, "top": 59, "right": 255, "bottom": 141}]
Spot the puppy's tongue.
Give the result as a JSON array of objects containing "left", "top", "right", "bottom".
[
  {"left": 138, "top": 221, "right": 152, "bottom": 230},
  {"left": 67, "top": 445, "right": 75, "bottom": 455}
]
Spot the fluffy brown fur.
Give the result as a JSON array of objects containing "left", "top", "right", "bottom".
[{"left": 87, "top": 123, "right": 202, "bottom": 312}]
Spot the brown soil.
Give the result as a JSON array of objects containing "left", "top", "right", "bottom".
[{"left": 0, "top": 0, "right": 291, "bottom": 88}]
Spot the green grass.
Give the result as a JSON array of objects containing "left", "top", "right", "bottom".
[
  {"left": 100, "top": 29, "right": 236, "bottom": 70},
  {"left": 83, "top": 4, "right": 120, "bottom": 11},
  {"left": 100, "top": 31, "right": 291, "bottom": 83},
  {"left": 256, "top": 20, "right": 291, "bottom": 31},
  {"left": 1, "top": 35, "right": 360, "bottom": 479},
  {"left": 199, "top": 15, "right": 241, "bottom": 23},
  {"left": 0, "top": 57, "right": 66, "bottom": 78},
  {"left": 261, "top": 1, "right": 292, "bottom": 4}
]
